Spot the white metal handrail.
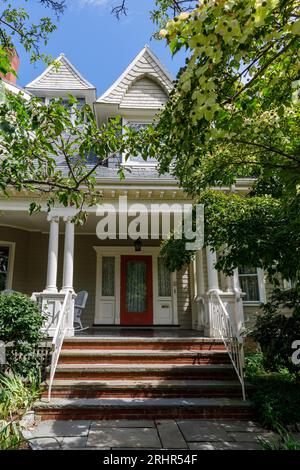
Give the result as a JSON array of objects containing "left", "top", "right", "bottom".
[
  {"left": 210, "top": 290, "right": 246, "bottom": 401},
  {"left": 47, "top": 290, "right": 72, "bottom": 401}
]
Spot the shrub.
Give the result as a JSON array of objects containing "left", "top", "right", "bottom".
[
  {"left": 248, "top": 370, "right": 300, "bottom": 430},
  {"left": 244, "top": 353, "right": 265, "bottom": 379},
  {"left": 0, "top": 292, "right": 46, "bottom": 375},
  {"left": 0, "top": 372, "right": 42, "bottom": 450},
  {"left": 251, "top": 288, "right": 300, "bottom": 372}
]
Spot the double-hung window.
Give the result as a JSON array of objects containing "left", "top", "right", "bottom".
[
  {"left": 124, "top": 120, "right": 157, "bottom": 166},
  {"left": 238, "top": 267, "right": 266, "bottom": 304}
]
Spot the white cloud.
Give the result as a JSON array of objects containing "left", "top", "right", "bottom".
[{"left": 77, "top": 0, "right": 109, "bottom": 7}]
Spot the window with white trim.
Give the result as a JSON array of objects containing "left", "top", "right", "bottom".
[
  {"left": 238, "top": 267, "right": 263, "bottom": 303},
  {"left": 125, "top": 121, "right": 157, "bottom": 166},
  {"left": 101, "top": 256, "right": 115, "bottom": 297},
  {"left": 157, "top": 257, "right": 171, "bottom": 297},
  {"left": 0, "top": 244, "right": 14, "bottom": 291}
]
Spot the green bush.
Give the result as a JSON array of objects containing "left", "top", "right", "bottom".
[
  {"left": 244, "top": 353, "right": 266, "bottom": 379},
  {"left": 0, "top": 292, "right": 46, "bottom": 375},
  {"left": 0, "top": 372, "right": 42, "bottom": 450},
  {"left": 251, "top": 288, "right": 300, "bottom": 372},
  {"left": 248, "top": 370, "right": 300, "bottom": 430}
]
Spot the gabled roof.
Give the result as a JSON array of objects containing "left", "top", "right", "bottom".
[
  {"left": 97, "top": 45, "right": 173, "bottom": 106},
  {"left": 1, "top": 78, "right": 31, "bottom": 100},
  {"left": 25, "top": 53, "right": 96, "bottom": 91}
]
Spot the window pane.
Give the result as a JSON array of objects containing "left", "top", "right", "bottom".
[
  {"left": 126, "top": 260, "right": 147, "bottom": 312},
  {"left": 127, "top": 122, "right": 157, "bottom": 164},
  {"left": 239, "top": 266, "right": 257, "bottom": 275},
  {"left": 0, "top": 246, "right": 9, "bottom": 291},
  {"left": 239, "top": 274, "right": 260, "bottom": 301},
  {"left": 102, "top": 257, "right": 115, "bottom": 296},
  {"left": 158, "top": 257, "right": 171, "bottom": 297}
]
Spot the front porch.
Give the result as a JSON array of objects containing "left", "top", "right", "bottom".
[{"left": 0, "top": 201, "right": 245, "bottom": 339}]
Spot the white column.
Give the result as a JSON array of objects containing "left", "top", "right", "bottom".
[
  {"left": 223, "top": 273, "right": 234, "bottom": 292},
  {"left": 206, "top": 246, "right": 219, "bottom": 291},
  {"left": 44, "top": 215, "right": 59, "bottom": 293},
  {"left": 195, "top": 250, "right": 205, "bottom": 296},
  {"left": 61, "top": 216, "right": 75, "bottom": 292}
]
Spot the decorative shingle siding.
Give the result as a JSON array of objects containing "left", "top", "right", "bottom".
[
  {"left": 120, "top": 77, "right": 168, "bottom": 109},
  {"left": 98, "top": 48, "right": 173, "bottom": 107},
  {"left": 25, "top": 54, "right": 95, "bottom": 91},
  {"left": 177, "top": 266, "right": 192, "bottom": 329}
]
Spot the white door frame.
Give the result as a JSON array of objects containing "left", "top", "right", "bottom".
[{"left": 93, "top": 246, "right": 178, "bottom": 325}]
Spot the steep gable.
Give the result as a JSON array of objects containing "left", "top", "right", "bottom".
[
  {"left": 97, "top": 46, "right": 173, "bottom": 108},
  {"left": 25, "top": 54, "right": 95, "bottom": 91}
]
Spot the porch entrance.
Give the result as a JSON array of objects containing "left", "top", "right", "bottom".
[{"left": 120, "top": 255, "right": 153, "bottom": 325}]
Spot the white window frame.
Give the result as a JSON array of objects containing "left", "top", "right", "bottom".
[
  {"left": 0, "top": 241, "right": 15, "bottom": 290},
  {"left": 238, "top": 267, "right": 266, "bottom": 305},
  {"left": 122, "top": 118, "right": 157, "bottom": 167}
]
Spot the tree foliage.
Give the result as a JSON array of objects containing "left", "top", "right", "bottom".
[
  {"left": 0, "top": 0, "right": 65, "bottom": 76},
  {"left": 132, "top": 0, "right": 300, "bottom": 294},
  {"left": 0, "top": 92, "right": 139, "bottom": 222}
]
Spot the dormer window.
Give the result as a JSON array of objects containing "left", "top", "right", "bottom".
[{"left": 124, "top": 120, "right": 157, "bottom": 166}]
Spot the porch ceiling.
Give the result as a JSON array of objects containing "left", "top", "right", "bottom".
[{"left": 0, "top": 209, "right": 181, "bottom": 236}]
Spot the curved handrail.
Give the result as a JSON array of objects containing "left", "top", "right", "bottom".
[
  {"left": 210, "top": 290, "right": 246, "bottom": 401},
  {"left": 47, "top": 290, "right": 72, "bottom": 402}
]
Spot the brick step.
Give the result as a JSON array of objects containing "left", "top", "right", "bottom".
[
  {"left": 62, "top": 337, "right": 225, "bottom": 351},
  {"left": 53, "top": 363, "right": 236, "bottom": 381},
  {"left": 58, "top": 349, "right": 230, "bottom": 365},
  {"left": 42, "top": 379, "right": 243, "bottom": 399},
  {"left": 34, "top": 397, "right": 253, "bottom": 421}
]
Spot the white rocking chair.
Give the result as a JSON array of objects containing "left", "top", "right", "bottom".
[{"left": 74, "top": 290, "right": 89, "bottom": 331}]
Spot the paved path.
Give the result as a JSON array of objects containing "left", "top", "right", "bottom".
[{"left": 28, "top": 419, "right": 280, "bottom": 450}]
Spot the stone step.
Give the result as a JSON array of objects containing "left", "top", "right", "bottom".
[
  {"left": 43, "top": 378, "right": 243, "bottom": 399},
  {"left": 62, "top": 337, "right": 225, "bottom": 351},
  {"left": 53, "top": 363, "right": 236, "bottom": 381},
  {"left": 34, "top": 397, "right": 253, "bottom": 421},
  {"left": 58, "top": 349, "right": 230, "bottom": 365}
]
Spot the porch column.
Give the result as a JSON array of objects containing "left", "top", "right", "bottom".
[
  {"left": 205, "top": 246, "right": 220, "bottom": 337},
  {"left": 62, "top": 216, "right": 75, "bottom": 291},
  {"left": 206, "top": 246, "right": 219, "bottom": 291},
  {"left": 192, "top": 250, "right": 206, "bottom": 330},
  {"left": 223, "top": 272, "right": 234, "bottom": 292},
  {"left": 61, "top": 216, "right": 75, "bottom": 292},
  {"left": 44, "top": 215, "right": 59, "bottom": 293}
]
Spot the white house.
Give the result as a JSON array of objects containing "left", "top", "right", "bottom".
[
  {"left": 0, "top": 47, "right": 268, "bottom": 417},
  {"left": 0, "top": 46, "right": 267, "bottom": 336}
]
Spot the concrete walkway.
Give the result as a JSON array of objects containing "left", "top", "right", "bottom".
[{"left": 28, "top": 419, "right": 280, "bottom": 450}]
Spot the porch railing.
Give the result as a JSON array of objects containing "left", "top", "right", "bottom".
[
  {"left": 47, "top": 290, "right": 73, "bottom": 402},
  {"left": 210, "top": 290, "right": 246, "bottom": 401}
]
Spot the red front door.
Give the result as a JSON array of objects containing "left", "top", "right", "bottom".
[{"left": 120, "top": 255, "right": 153, "bottom": 325}]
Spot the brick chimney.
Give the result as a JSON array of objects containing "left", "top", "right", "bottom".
[{"left": 0, "top": 49, "right": 20, "bottom": 84}]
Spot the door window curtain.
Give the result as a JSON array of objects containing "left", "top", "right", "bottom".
[
  {"left": 126, "top": 260, "right": 147, "bottom": 312},
  {"left": 102, "top": 257, "right": 115, "bottom": 296},
  {"left": 158, "top": 257, "right": 171, "bottom": 297}
]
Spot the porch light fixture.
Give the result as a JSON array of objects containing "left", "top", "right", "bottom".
[{"left": 134, "top": 237, "right": 142, "bottom": 252}]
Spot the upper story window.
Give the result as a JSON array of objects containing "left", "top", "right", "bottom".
[
  {"left": 0, "top": 243, "right": 15, "bottom": 291},
  {"left": 238, "top": 267, "right": 266, "bottom": 304},
  {"left": 124, "top": 120, "right": 157, "bottom": 166}
]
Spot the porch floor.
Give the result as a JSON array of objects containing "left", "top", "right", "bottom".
[{"left": 74, "top": 328, "right": 206, "bottom": 338}]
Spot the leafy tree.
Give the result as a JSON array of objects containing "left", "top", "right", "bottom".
[
  {"left": 129, "top": 0, "right": 300, "bottom": 295},
  {"left": 0, "top": 0, "right": 65, "bottom": 76},
  {"left": 0, "top": 92, "right": 139, "bottom": 222}
]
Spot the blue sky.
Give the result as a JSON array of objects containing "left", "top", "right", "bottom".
[{"left": 16, "top": 0, "right": 186, "bottom": 96}]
